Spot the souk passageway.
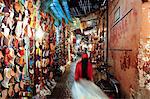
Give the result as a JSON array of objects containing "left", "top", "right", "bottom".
[{"left": 0, "top": 0, "right": 150, "bottom": 99}]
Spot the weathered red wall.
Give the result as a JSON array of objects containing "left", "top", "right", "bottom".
[{"left": 108, "top": 0, "right": 142, "bottom": 97}]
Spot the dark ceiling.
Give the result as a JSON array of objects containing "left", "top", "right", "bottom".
[
  {"left": 68, "top": 0, "right": 107, "bottom": 17},
  {"left": 142, "top": 0, "right": 149, "bottom": 2}
]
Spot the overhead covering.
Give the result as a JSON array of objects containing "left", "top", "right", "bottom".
[
  {"left": 69, "top": 0, "right": 107, "bottom": 17},
  {"left": 41, "top": 0, "right": 72, "bottom": 27}
]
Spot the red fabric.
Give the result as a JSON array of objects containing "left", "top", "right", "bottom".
[
  {"left": 19, "top": 50, "right": 25, "bottom": 56},
  {"left": 75, "top": 60, "right": 93, "bottom": 81},
  {"left": 73, "top": 38, "right": 76, "bottom": 43},
  {"left": 5, "top": 48, "right": 10, "bottom": 54},
  {"left": 82, "top": 53, "right": 88, "bottom": 59}
]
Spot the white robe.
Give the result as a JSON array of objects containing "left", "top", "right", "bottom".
[{"left": 72, "top": 79, "right": 108, "bottom": 99}]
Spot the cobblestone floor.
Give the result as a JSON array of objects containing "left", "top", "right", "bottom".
[{"left": 47, "top": 59, "right": 78, "bottom": 99}]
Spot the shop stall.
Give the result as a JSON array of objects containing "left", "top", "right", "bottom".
[{"left": 0, "top": 0, "right": 71, "bottom": 98}]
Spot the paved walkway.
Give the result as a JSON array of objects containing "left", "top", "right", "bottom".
[{"left": 47, "top": 58, "right": 79, "bottom": 99}]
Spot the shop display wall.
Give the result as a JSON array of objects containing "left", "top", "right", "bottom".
[{"left": 0, "top": 0, "right": 69, "bottom": 98}]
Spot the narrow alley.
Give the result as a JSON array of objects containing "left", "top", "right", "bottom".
[{"left": 0, "top": 0, "right": 150, "bottom": 99}]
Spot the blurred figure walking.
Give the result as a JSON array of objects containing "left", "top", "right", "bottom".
[
  {"left": 75, "top": 53, "right": 93, "bottom": 81},
  {"left": 72, "top": 53, "right": 108, "bottom": 99}
]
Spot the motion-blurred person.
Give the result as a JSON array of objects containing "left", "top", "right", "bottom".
[
  {"left": 75, "top": 53, "right": 93, "bottom": 81},
  {"left": 72, "top": 53, "right": 108, "bottom": 99}
]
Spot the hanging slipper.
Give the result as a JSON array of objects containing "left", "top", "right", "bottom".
[
  {"left": 20, "top": 80, "right": 25, "bottom": 90},
  {"left": 15, "top": 65, "right": 22, "bottom": 82},
  {"left": 10, "top": 68, "right": 15, "bottom": 77},
  {"left": 46, "top": 58, "right": 50, "bottom": 66},
  {"left": 9, "top": 48, "right": 15, "bottom": 67},
  {"left": 1, "top": 68, "right": 12, "bottom": 88},
  {"left": 27, "top": 86, "right": 32, "bottom": 92},
  {"left": 42, "top": 59, "right": 45, "bottom": 68},
  {"left": 15, "top": 21, "right": 23, "bottom": 38},
  {"left": 36, "top": 60, "right": 41, "bottom": 69},
  {"left": 0, "top": 50, "right": 4, "bottom": 60},
  {"left": 5, "top": 49, "right": 13, "bottom": 65},
  {"left": 29, "top": 69, "right": 34, "bottom": 75},
  {"left": 14, "top": 83, "right": 20, "bottom": 94},
  {"left": 44, "top": 85, "right": 51, "bottom": 95},
  {"left": 14, "top": 2, "right": 21, "bottom": 18},
  {"left": 29, "top": 59, "right": 34, "bottom": 68},
  {"left": 1, "top": 89, "right": 8, "bottom": 99},
  {"left": 43, "top": 68, "right": 47, "bottom": 74},
  {"left": 5, "top": 67, "right": 12, "bottom": 79},
  {"left": 36, "top": 84, "right": 40, "bottom": 94},
  {"left": 8, "top": 83, "right": 14, "bottom": 97},
  {"left": 0, "top": 72, "right": 3, "bottom": 81}
]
